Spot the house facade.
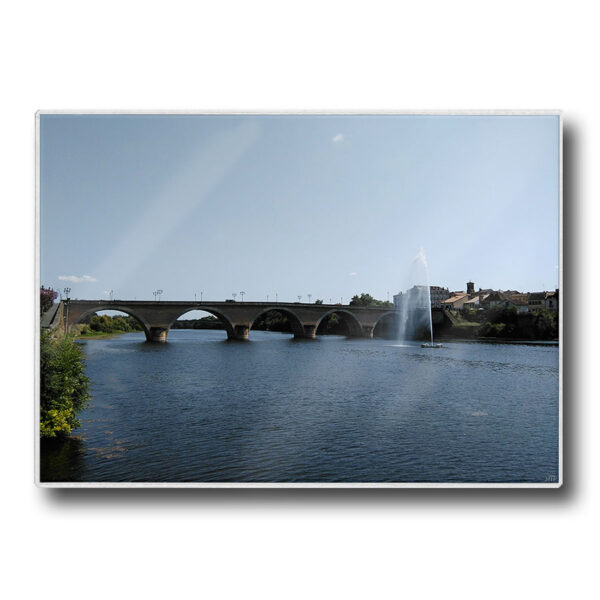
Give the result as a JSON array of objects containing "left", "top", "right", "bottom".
[
  {"left": 393, "top": 285, "right": 450, "bottom": 310},
  {"left": 441, "top": 293, "right": 469, "bottom": 310},
  {"left": 528, "top": 292, "right": 547, "bottom": 312},
  {"left": 545, "top": 290, "right": 559, "bottom": 312},
  {"left": 429, "top": 286, "right": 451, "bottom": 308}
]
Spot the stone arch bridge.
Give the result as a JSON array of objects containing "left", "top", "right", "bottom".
[{"left": 60, "top": 300, "right": 411, "bottom": 342}]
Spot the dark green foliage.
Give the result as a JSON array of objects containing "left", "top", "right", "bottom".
[
  {"left": 40, "top": 331, "right": 90, "bottom": 438},
  {"left": 533, "top": 309, "right": 558, "bottom": 340},
  {"left": 172, "top": 317, "right": 223, "bottom": 330},
  {"left": 479, "top": 322, "right": 507, "bottom": 337},
  {"left": 317, "top": 312, "right": 347, "bottom": 335},
  {"left": 460, "top": 307, "right": 481, "bottom": 322},
  {"left": 488, "top": 306, "right": 519, "bottom": 325},
  {"left": 349, "top": 293, "right": 393, "bottom": 307},
  {"left": 252, "top": 310, "right": 293, "bottom": 332},
  {"left": 314, "top": 299, "right": 324, "bottom": 304},
  {"left": 477, "top": 308, "right": 557, "bottom": 340},
  {"left": 84, "top": 314, "right": 143, "bottom": 334}
]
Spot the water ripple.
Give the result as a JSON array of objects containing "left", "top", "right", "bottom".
[{"left": 42, "top": 331, "right": 559, "bottom": 483}]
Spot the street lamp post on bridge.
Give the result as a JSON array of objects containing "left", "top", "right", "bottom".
[{"left": 63, "top": 287, "right": 71, "bottom": 334}]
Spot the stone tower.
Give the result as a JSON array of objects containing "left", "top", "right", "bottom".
[{"left": 467, "top": 281, "right": 475, "bottom": 295}]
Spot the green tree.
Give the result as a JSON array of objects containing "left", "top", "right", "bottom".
[
  {"left": 461, "top": 307, "right": 479, "bottom": 322},
  {"left": 534, "top": 309, "right": 557, "bottom": 340},
  {"left": 84, "top": 314, "right": 143, "bottom": 334},
  {"left": 40, "top": 331, "right": 90, "bottom": 438},
  {"left": 349, "top": 293, "right": 393, "bottom": 308},
  {"left": 350, "top": 293, "right": 375, "bottom": 306}
]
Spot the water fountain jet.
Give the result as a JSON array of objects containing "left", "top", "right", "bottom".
[{"left": 396, "top": 248, "right": 442, "bottom": 348}]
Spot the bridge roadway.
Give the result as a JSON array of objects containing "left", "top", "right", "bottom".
[{"left": 64, "top": 300, "right": 401, "bottom": 342}]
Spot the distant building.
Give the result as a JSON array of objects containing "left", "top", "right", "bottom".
[
  {"left": 403, "top": 285, "right": 430, "bottom": 310},
  {"left": 545, "top": 290, "right": 559, "bottom": 312},
  {"left": 441, "top": 293, "right": 469, "bottom": 310},
  {"left": 395, "top": 282, "right": 558, "bottom": 314},
  {"left": 528, "top": 292, "right": 547, "bottom": 312},
  {"left": 463, "top": 296, "right": 480, "bottom": 309},
  {"left": 507, "top": 293, "right": 529, "bottom": 313},
  {"left": 393, "top": 285, "right": 450, "bottom": 310},
  {"left": 503, "top": 292, "right": 529, "bottom": 313},
  {"left": 480, "top": 291, "right": 511, "bottom": 310},
  {"left": 430, "top": 286, "right": 450, "bottom": 308}
]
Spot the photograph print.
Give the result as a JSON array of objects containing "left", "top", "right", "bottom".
[{"left": 37, "top": 112, "right": 561, "bottom": 486}]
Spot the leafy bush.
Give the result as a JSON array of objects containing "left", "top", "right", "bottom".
[
  {"left": 476, "top": 307, "right": 557, "bottom": 340},
  {"left": 349, "top": 293, "right": 393, "bottom": 307},
  {"left": 479, "top": 322, "right": 506, "bottom": 337},
  {"left": 40, "top": 331, "right": 90, "bottom": 438},
  {"left": 252, "top": 310, "right": 292, "bottom": 332},
  {"left": 534, "top": 309, "right": 558, "bottom": 340}
]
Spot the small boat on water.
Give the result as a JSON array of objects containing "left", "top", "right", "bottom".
[{"left": 421, "top": 342, "right": 443, "bottom": 348}]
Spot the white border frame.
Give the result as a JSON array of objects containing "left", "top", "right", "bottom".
[{"left": 35, "top": 110, "right": 563, "bottom": 489}]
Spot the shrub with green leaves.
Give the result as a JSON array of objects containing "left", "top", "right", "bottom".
[{"left": 40, "top": 331, "right": 90, "bottom": 438}]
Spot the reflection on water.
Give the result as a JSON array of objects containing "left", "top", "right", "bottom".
[{"left": 40, "top": 330, "right": 559, "bottom": 483}]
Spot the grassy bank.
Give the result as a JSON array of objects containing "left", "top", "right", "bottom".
[{"left": 76, "top": 314, "right": 144, "bottom": 338}]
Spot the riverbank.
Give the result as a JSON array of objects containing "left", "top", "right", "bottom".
[
  {"left": 74, "top": 314, "right": 144, "bottom": 339},
  {"left": 437, "top": 306, "right": 558, "bottom": 342},
  {"left": 75, "top": 330, "right": 123, "bottom": 340}
]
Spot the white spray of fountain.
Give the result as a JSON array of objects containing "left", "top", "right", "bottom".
[{"left": 396, "top": 248, "right": 442, "bottom": 347}]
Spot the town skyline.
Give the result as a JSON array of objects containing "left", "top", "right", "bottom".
[{"left": 46, "top": 278, "right": 560, "bottom": 307}]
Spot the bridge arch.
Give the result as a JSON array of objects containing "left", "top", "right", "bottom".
[
  {"left": 316, "top": 309, "right": 363, "bottom": 338},
  {"left": 167, "top": 306, "right": 236, "bottom": 338},
  {"left": 249, "top": 306, "right": 305, "bottom": 338},
  {"left": 70, "top": 304, "right": 152, "bottom": 337},
  {"left": 372, "top": 311, "right": 400, "bottom": 339}
]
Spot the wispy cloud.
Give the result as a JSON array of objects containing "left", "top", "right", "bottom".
[
  {"left": 348, "top": 272, "right": 357, "bottom": 276},
  {"left": 332, "top": 133, "right": 344, "bottom": 143},
  {"left": 59, "top": 274, "right": 97, "bottom": 283}
]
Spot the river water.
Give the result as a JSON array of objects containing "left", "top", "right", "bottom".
[{"left": 40, "top": 330, "right": 559, "bottom": 483}]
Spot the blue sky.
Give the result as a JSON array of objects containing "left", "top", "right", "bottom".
[{"left": 40, "top": 114, "right": 559, "bottom": 303}]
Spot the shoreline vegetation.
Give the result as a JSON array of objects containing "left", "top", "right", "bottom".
[
  {"left": 76, "top": 314, "right": 144, "bottom": 337},
  {"left": 40, "top": 330, "right": 90, "bottom": 438},
  {"left": 439, "top": 306, "right": 558, "bottom": 341}
]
